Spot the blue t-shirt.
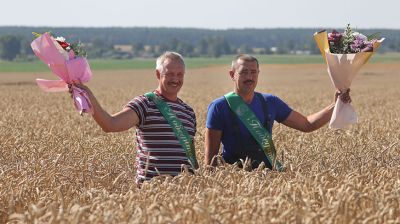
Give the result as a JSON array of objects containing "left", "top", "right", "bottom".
[{"left": 206, "top": 92, "right": 292, "bottom": 160}]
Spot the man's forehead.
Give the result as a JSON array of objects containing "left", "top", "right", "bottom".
[{"left": 162, "top": 59, "right": 185, "bottom": 73}]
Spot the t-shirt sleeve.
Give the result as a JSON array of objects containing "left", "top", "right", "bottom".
[
  {"left": 206, "top": 100, "right": 224, "bottom": 130},
  {"left": 126, "top": 96, "right": 147, "bottom": 127},
  {"left": 272, "top": 96, "right": 292, "bottom": 123}
]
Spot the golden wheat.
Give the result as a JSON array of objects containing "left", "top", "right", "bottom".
[{"left": 1, "top": 64, "right": 399, "bottom": 223}]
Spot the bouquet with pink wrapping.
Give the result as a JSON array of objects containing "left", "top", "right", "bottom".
[
  {"left": 31, "top": 32, "right": 93, "bottom": 115},
  {"left": 314, "top": 25, "right": 384, "bottom": 129}
]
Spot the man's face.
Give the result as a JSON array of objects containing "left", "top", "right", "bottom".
[
  {"left": 230, "top": 59, "right": 259, "bottom": 95},
  {"left": 157, "top": 58, "right": 185, "bottom": 95}
]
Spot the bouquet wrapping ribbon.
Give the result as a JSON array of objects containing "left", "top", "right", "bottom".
[
  {"left": 31, "top": 32, "right": 93, "bottom": 115},
  {"left": 314, "top": 31, "right": 384, "bottom": 129}
]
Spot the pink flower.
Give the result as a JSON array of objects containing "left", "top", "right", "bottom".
[{"left": 328, "top": 30, "right": 342, "bottom": 43}]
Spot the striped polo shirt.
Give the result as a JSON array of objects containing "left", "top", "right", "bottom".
[{"left": 127, "top": 91, "right": 196, "bottom": 184}]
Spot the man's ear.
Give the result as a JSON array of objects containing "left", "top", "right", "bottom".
[
  {"left": 229, "top": 70, "right": 235, "bottom": 80},
  {"left": 156, "top": 69, "right": 161, "bottom": 80}
]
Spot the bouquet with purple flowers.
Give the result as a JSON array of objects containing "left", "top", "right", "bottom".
[
  {"left": 314, "top": 24, "right": 384, "bottom": 129},
  {"left": 328, "top": 24, "right": 379, "bottom": 54}
]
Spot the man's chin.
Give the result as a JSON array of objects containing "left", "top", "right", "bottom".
[{"left": 166, "top": 87, "right": 181, "bottom": 94}]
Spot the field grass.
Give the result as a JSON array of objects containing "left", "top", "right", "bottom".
[
  {"left": 0, "top": 63, "right": 399, "bottom": 223},
  {"left": 1, "top": 52, "right": 400, "bottom": 73}
]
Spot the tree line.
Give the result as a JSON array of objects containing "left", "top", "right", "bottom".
[{"left": 1, "top": 26, "right": 399, "bottom": 61}]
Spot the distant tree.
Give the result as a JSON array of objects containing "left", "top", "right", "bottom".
[
  {"left": 132, "top": 42, "right": 144, "bottom": 52},
  {"left": 0, "top": 35, "right": 21, "bottom": 60},
  {"left": 397, "top": 40, "right": 400, "bottom": 51},
  {"left": 287, "top": 39, "right": 295, "bottom": 52},
  {"left": 3, "top": 27, "right": 399, "bottom": 59},
  {"left": 158, "top": 43, "right": 169, "bottom": 54},
  {"left": 388, "top": 42, "right": 398, "bottom": 52},
  {"left": 91, "top": 38, "right": 108, "bottom": 49},
  {"left": 198, "top": 38, "right": 209, "bottom": 55},
  {"left": 203, "top": 36, "right": 232, "bottom": 57},
  {"left": 276, "top": 47, "right": 288, "bottom": 54},
  {"left": 176, "top": 42, "right": 194, "bottom": 56},
  {"left": 263, "top": 47, "right": 273, "bottom": 55},
  {"left": 87, "top": 37, "right": 112, "bottom": 58},
  {"left": 310, "top": 42, "right": 321, "bottom": 54},
  {"left": 20, "top": 38, "right": 34, "bottom": 56},
  {"left": 237, "top": 44, "right": 252, "bottom": 54},
  {"left": 167, "top": 38, "right": 179, "bottom": 50},
  {"left": 131, "top": 42, "right": 144, "bottom": 57}
]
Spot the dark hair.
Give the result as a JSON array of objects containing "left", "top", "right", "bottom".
[{"left": 231, "top": 54, "right": 259, "bottom": 70}]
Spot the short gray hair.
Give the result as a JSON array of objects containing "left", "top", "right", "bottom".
[
  {"left": 156, "top": 51, "right": 185, "bottom": 73},
  {"left": 231, "top": 54, "right": 259, "bottom": 70}
]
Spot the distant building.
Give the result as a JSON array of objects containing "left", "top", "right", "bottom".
[
  {"left": 113, "top": 45, "right": 133, "bottom": 53},
  {"left": 290, "top": 50, "right": 311, "bottom": 55},
  {"left": 270, "top": 47, "right": 278, "bottom": 53}
]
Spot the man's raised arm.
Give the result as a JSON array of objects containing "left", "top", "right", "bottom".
[
  {"left": 282, "top": 90, "right": 351, "bottom": 132},
  {"left": 73, "top": 83, "right": 139, "bottom": 133}
]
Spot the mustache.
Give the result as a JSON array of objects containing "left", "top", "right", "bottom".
[{"left": 244, "top": 80, "right": 254, "bottom": 84}]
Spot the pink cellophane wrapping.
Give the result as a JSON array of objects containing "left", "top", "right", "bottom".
[{"left": 31, "top": 32, "right": 93, "bottom": 115}]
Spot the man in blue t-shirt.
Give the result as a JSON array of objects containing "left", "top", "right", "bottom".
[{"left": 205, "top": 54, "right": 351, "bottom": 169}]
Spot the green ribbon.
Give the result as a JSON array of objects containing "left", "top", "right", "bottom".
[
  {"left": 224, "top": 92, "right": 284, "bottom": 171},
  {"left": 144, "top": 92, "right": 198, "bottom": 169}
]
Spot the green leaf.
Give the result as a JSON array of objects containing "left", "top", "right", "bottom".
[
  {"left": 367, "top": 32, "right": 381, "bottom": 41},
  {"left": 32, "top": 32, "right": 42, "bottom": 39},
  {"left": 32, "top": 31, "right": 54, "bottom": 39}
]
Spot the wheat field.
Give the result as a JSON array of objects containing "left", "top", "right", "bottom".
[{"left": 0, "top": 63, "right": 399, "bottom": 223}]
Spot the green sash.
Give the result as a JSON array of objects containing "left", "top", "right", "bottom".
[
  {"left": 144, "top": 92, "right": 198, "bottom": 169},
  {"left": 224, "top": 92, "right": 284, "bottom": 171}
]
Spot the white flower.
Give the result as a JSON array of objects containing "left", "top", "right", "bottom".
[
  {"left": 55, "top": 36, "right": 66, "bottom": 42},
  {"left": 51, "top": 37, "right": 69, "bottom": 60}
]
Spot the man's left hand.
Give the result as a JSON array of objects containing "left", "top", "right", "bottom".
[{"left": 334, "top": 89, "right": 352, "bottom": 104}]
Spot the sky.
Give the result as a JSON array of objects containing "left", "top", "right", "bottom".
[{"left": 1, "top": 0, "right": 399, "bottom": 29}]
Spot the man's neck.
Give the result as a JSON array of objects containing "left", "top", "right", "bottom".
[
  {"left": 235, "top": 90, "right": 254, "bottom": 104},
  {"left": 155, "top": 88, "right": 178, "bottom": 102}
]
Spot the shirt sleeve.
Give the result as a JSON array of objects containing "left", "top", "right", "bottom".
[
  {"left": 272, "top": 96, "right": 292, "bottom": 123},
  {"left": 126, "top": 96, "right": 147, "bottom": 127},
  {"left": 206, "top": 100, "right": 224, "bottom": 130}
]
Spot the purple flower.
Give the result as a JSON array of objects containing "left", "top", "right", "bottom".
[
  {"left": 350, "top": 36, "right": 365, "bottom": 53},
  {"left": 350, "top": 36, "right": 375, "bottom": 53},
  {"left": 361, "top": 42, "right": 374, "bottom": 52},
  {"left": 328, "top": 30, "right": 342, "bottom": 42},
  {"left": 353, "top": 32, "right": 367, "bottom": 41}
]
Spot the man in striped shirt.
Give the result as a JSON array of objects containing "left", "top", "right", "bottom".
[{"left": 72, "top": 52, "right": 196, "bottom": 185}]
